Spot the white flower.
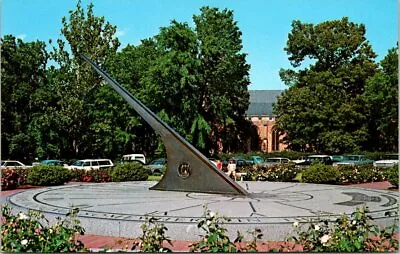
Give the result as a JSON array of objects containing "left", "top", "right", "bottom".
[
  {"left": 352, "top": 220, "right": 356, "bottom": 225},
  {"left": 206, "top": 220, "right": 211, "bottom": 226},
  {"left": 49, "top": 229, "right": 53, "bottom": 233},
  {"left": 21, "top": 239, "right": 28, "bottom": 245},
  {"left": 18, "top": 213, "right": 29, "bottom": 220},
  {"left": 293, "top": 221, "right": 299, "bottom": 227},
  {"left": 209, "top": 212, "right": 215, "bottom": 218},
  {"left": 314, "top": 224, "right": 320, "bottom": 231},
  {"left": 320, "top": 234, "right": 331, "bottom": 245}
]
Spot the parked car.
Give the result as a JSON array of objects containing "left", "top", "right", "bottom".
[
  {"left": 41, "top": 159, "right": 68, "bottom": 167},
  {"left": 121, "top": 154, "right": 146, "bottom": 164},
  {"left": 0, "top": 160, "right": 31, "bottom": 169},
  {"left": 373, "top": 154, "right": 399, "bottom": 168},
  {"left": 291, "top": 156, "right": 306, "bottom": 164},
  {"left": 331, "top": 155, "right": 346, "bottom": 163},
  {"left": 250, "top": 156, "right": 265, "bottom": 165},
  {"left": 144, "top": 158, "right": 167, "bottom": 175},
  {"left": 261, "top": 157, "right": 291, "bottom": 168},
  {"left": 68, "top": 159, "right": 114, "bottom": 170},
  {"left": 335, "top": 155, "right": 374, "bottom": 166},
  {"left": 295, "top": 155, "right": 333, "bottom": 167}
]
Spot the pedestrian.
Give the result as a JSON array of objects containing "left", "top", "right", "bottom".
[
  {"left": 216, "top": 160, "right": 223, "bottom": 170},
  {"left": 227, "top": 159, "right": 237, "bottom": 181}
]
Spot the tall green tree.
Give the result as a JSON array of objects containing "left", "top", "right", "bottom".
[
  {"left": 1, "top": 35, "right": 49, "bottom": 161},
  {"left": 114, "top": 7, "right": 251, "bottom": 156},
  {"left": 50, "top": 1, "right": 120, "bottom": 159},
  {"left": 363, "top": 47, "right": 398, "bottom": 151},
  {"left": 194, "top": 7, "right": 251, "bottom": 153},
  {"left": 274, "top": 17, "right": 377, "bottom": 153}
]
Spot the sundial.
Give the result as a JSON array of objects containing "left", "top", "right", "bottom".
[
  {"left": 7, "top": 182, "right": 399, "bottom": 241},
  {"left": 81, "top": 55, "right": 247, "bottom": 196}
]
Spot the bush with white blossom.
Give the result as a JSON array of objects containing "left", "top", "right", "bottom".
[
  {"left": 1, "top": 205, "right": 86, "bottom": 252},
  {"left": 286, "top": 206, "right": 398, "bottom": 252}
]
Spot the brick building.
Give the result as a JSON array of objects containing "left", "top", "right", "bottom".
[{"left": 246, "top": 90, "right": 287, "bottom": 153}]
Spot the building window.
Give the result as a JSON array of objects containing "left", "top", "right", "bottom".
[
  {"left": 272, "top": 129, "right": 279, "bottom": 151},
  {"left": 262, "top": 139, "right": 268, "bottom": 152}
]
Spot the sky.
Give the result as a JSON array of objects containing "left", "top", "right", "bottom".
[{"left": 2, "top": 0, "right": 398, "bottom": 90}]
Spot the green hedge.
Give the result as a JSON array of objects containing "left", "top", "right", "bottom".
[
  {"left": 27, "top": 165, "right": 71, "bottom": 186},
  {"left": 386, "top": 164, "right": 399, "bottom": 188},
  {"left": 302, "top": 163, "right": 340, "bottom": 184},
  {"left": 110, "top": 162, "right": 150, "bottom": 182}
]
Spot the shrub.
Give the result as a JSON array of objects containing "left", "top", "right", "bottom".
[
  {"left": 1, "top": 205, "right": 86, "bottom": 252},
  {"left": 15, "top": 167, "right": 29, "bottom": 185},
  {"left": 287, "top": 206, "right": 399, "bottom": 252},
  {"left": 386, "top": 164, "right": 399, "bottom": 188},
  {"left": 27, "top": 165, "right": 71, "bottom": 186},
  {"left": 302, "top": 163, "right": 340, "bottom": 184},
  {"left": 190, "top": 207, "right": 238, "bottom": 252},
  {"left": 262, "top": 163, "right": 300, "bottom": 182},
  {"left": 132, "top": 217, "right": 172, "bottom": 252},
  {"left": 1, "top": 168, "right": 20, "bottom": 190},
  {"left": 69, "top": 168, "right": 112, "bottom": 183},
  {"left": 110, "top": 162, "right": 149, "bottom": 182},
  {"left": 338, "top": 165, "right": 387, "bottom": 184}
]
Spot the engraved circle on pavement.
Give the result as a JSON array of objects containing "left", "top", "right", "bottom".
[{"left": 7, "top": 181, "right": 398, "bottom": 226}]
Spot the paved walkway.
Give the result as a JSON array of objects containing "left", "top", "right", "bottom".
[{"left": 1, "top": 181, "right": 397, "bottom": 252}]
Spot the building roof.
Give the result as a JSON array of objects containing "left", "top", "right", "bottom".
[{"left": 246, "top": 90, "right": 283, "bottom": 116}]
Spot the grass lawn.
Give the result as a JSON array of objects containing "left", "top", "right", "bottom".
[
  {"left": 293, "top": 172, "right": 302, "bottom": 182},
  {"left": 147, "top": 175, "right": 162, "bottom": 181}
]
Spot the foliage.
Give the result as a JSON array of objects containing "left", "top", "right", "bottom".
[
  {"left": 1, "top": 35, "right": 49, "bottom": 160},
  {"left": 132, "top": 217, "right": 173, "bottom": 252},
  {"left": 287, "top": 206, "right": 399, "bottom": 252},
  {"left": 1, "top": 205, "right": 86, "bottom": 252},
  {"left": 386, "top": 164, "right": 399, "bottom": 188},
  {"left": 69, "top": 168, "right": 112, "bottom": 183},
  {"left": 274, "top": 17, "right": 378, "bottom": 153},
  {"left": 301, "top": 163, "right": 340, "bottom": 184},
  {"left": 27, "top": 165, "right": 71, "bottom": 186},
  {"left": 110, "top": 162, "right": 150, "bottom": 182},
  {"left": 48, "top": 0, "right": 121, "bottom": 160},
  {"left": 1, "top": 168, "right": 20, "bottom": 190},
  {"left": 189, "top": 206, "right": 238, "bottom": 252},
  {"left": 363, "top": 46, "right": 398, "bottom": 151},
  {"left": 248, "top": 163, "right": 300, "bottom": 182},
  {"left": 338, "top": 164, "right": 387, "bottom": 184}
]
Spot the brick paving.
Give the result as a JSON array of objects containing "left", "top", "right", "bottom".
[{"left": 1, "top": 181, "right": 397, "bottom": 252}]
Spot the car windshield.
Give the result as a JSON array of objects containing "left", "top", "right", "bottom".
[
  {"left": 347, "top": 155, "right": 361, "bottom": 161},
  {"left": 72, "top": 160, "right": 84, "bottom": 166},
  {"left": 253, "top": 157, "right": 264, "bottom": 163},
  {"left": 151, "top": 159, "right": 165, "bottom": 165},
  {"left": 0, "top": 161, "right": 5, "bottom": 166},
  {"left": 308, "top": 157, "right": 325, "bottom": 162}
]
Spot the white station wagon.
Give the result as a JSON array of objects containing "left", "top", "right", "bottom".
[{"left": 68, "top": 159, "right": 114, "bottom": 170}]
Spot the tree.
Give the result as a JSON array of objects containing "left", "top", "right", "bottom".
[
  {"left": 49, "top": 1, "right": 120, "bottom": 159},
  {"left": 274, "top": 17, "right": 377, "bottom": 153},
  {"left": 363, "top": 47, "right": 398, "bottom": 151},
  {"left": 1, "top": 35, "right": 49, "bottom": 161},
  {"left": 193, "top": 7, "right": 251, "bottom": 153},
  {"left": 114, "top": 7, "right": 251, "bottom": 155}
]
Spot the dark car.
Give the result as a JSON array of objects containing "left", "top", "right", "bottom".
[
  {"left": 144, "top": 158, "right": 167, "bottom": 175},
  {"left": 295, "top": 155, "right": 333, "bottom": 167}
]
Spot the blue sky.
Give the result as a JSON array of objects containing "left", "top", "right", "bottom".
[{"left": 2, "top": 0, "right": 397, "bottom": 90}]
